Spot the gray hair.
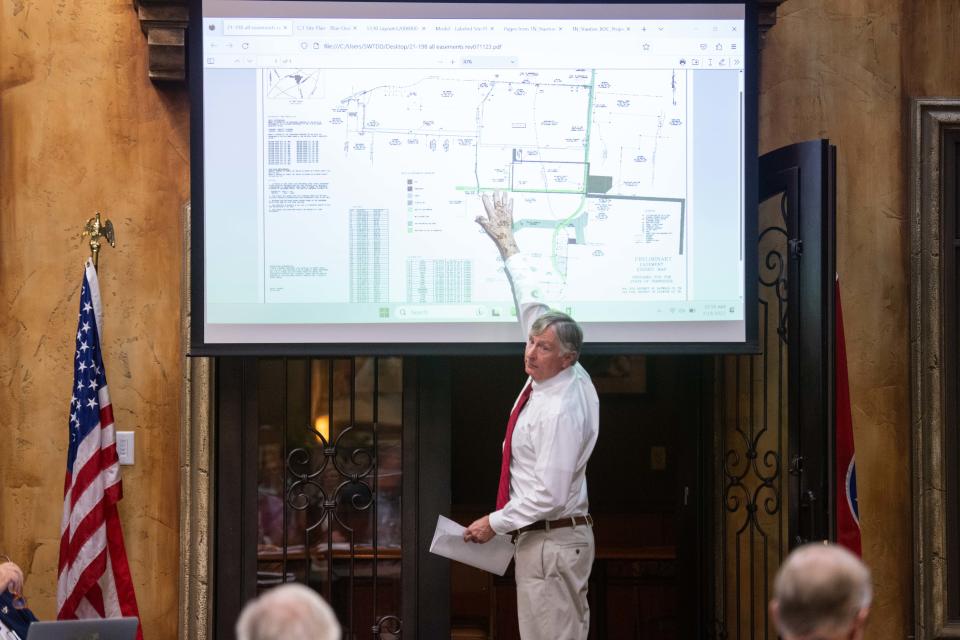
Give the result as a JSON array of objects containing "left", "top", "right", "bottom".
[
  {"left": 236, "top": 583, "right": 342, "bottom": 640},
  {"left": 772, "top": 543, "right": 872, "bottom": 638},
  {"left": 530, "top": 310, "right": 583, "bottom": 360}
]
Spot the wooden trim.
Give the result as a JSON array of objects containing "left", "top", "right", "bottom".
[
  {"left": 757, "top": 1, "right": 785, "bottom": 44},
  {"left": 910, "top": 98, "right": 960, "bottom": 639},
  {"left": 945, "top": 132, "right": 960, "bottom": 617},
  {"left": 134, "top": 0, "right": 189, "bottom": 82},
  {"left": 179, "top": 201, "right": 214, "bottom": 640},
  {"left": 179, "top": 354, "right": 213, "bottom": 639}
]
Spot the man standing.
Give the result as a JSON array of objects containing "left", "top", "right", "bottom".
[
  {"left": 463, "top": 192, "right": 599, "bottom": 640},
  {"left": 769, "top": 543, "right": 872, "bottom": 640}
]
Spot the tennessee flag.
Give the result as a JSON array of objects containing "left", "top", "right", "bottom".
[{"left": 835, "top": 277, "right": 861, "bottom": 555}]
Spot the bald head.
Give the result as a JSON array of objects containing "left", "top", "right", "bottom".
[
  {"left": 236, "top": 583, "right": 341, "bottom": 640},
  {"left": 770, "top": 543, "right": 871, "bottom": 640}
]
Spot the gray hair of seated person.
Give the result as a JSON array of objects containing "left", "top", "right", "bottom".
[
  {"left": 236, "top": 583, "right": 342, "bottom": 640},
  {"left": 772, "top": 542, "right": 872, "bottom": 638},
  {"left": 530, "top": 310, "right": 583, "bottom": 360}
]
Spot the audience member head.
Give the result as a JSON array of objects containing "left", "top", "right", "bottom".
[
  {"left": 236, "top": 583, "right": 341, "bottom": 640},
  {"left": 770, "top": 542, "right": 871, "bottom": 640}
]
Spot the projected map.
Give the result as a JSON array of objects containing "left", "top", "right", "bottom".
[{"left": 258, "top": 66, "right": 690, "bottom": 320}]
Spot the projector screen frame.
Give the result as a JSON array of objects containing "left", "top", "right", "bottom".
[{"left": 188, "top": 0, "right": 760, "bottom": 356}]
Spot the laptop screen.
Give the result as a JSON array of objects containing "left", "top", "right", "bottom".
[{"left": 25, "top": 617, "right": 138, "bottom": 640}]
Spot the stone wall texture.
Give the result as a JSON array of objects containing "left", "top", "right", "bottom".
[
  {"left": 761, "top": 0, "right": 958, "bottom": 636},
  {"left": 0, "top": 1, "right": 188, "bottom": 638}
]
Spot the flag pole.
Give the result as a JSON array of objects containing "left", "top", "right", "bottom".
[
  {"left": 81, "top": 212, "right": 117, "bottom": 271},
  {"left": 60, "top": 227, "right": 142, "bottom": 638}
]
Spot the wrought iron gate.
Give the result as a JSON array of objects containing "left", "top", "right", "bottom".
[
  {"left": 216, "top": 356, "right": 405, "bottom": 640},
  {"left": 714, "top": 140, "right": 835, "bottom": 639}
]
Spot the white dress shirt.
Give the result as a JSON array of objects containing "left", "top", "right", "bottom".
[{"left": 488, "top": 253, "right": 600, "bottom": 535}]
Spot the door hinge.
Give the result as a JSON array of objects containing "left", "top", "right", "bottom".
[
  {"left": 789, "top": 454, "right": 803, "bottom": 475},
  {"left": 788, "top": 238, "right": 803, "bottom": 257}
]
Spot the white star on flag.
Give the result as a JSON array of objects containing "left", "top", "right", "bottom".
[{"left": 57, "top": 258, "right": 142, "bottom": 638}]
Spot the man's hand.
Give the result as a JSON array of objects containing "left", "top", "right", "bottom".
[
  {"left": 0, "top": 561, "right": 24, "bottom": 596},
  {"left": 477, "top": 191, "right": 520, "bottom": 260},
  {"left": 463, "top": 515, "right": 496, "bottom": 544}
]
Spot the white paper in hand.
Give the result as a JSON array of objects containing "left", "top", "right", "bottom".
[{"left": 429, "top": 515, "right": 515, "bottom": 576}]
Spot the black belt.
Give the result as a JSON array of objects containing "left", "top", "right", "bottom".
[{"left": 511, "top": 514, "right": 593, "bottom": 542}]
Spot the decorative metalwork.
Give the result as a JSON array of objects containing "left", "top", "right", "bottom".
[
  {"left": 373, "top": 614, "right": 402, "bottom": 638},
  {"left": 286, "top": 424, "right": 376, "bottom": 533},
  {"left": 262, "top": 357, "right": 402, "bottom": 640},
  {"left": 81, "top": 211, "right": 116, "bottom": 270},
  {"left": 718, "top": 191, "right": 791, "bottom": 639},
  {"left": 756, "top": 193, "right": 790, "bottom": 342}
]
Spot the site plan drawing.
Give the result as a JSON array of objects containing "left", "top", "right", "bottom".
[{"left": 257, "top": 65, "right": 690, "bottom": 322}]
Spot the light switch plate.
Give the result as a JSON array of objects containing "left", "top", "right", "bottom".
[{"left": 116, "top": 431, "right": 135, "bottom": 465}]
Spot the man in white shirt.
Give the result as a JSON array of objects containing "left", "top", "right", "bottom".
[{"left": 463, "top": 192, "right": 600, "bottom": 640}]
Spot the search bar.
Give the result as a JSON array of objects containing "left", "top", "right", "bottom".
[
  {"left": 395, "top": 305, "right": 492, "bottom": 320},
  {"left": 223, "top": 19, "right": 292, "bottom": 36}
]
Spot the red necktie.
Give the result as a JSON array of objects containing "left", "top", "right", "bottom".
[{"left": 496, "top": 381, "right": 533, "bottom": 510}]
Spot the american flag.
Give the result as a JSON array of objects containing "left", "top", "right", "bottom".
[{"left": 57, "top": 259, "right": 142, "bottom": 638}]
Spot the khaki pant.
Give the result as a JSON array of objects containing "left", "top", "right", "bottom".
[{"left": 514, "top": 524, "right": 595, "bottom": 640}]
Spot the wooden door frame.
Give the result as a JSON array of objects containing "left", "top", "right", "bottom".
[{"left": 910, "top": 98, "right": 960, "bottom": 640}]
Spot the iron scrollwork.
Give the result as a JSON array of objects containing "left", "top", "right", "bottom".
[
  {"left": 286, "top": 424, "right": 376, "bottom": 533},
  {"left": 279, "top": 360, "right": 402, "bottom": 639},
  {"left": 373, "top": 614, "right": 402, "bottom": 638},
  {"left": 723, "top": 191, "right": 788, "bottom": 527},
  {"left": 719, "top": 191, "right": 791, "bottom": 639}
]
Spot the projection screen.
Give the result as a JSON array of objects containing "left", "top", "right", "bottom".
[{"left": 190, "top": 0, "right": 758, "bottom": 354}]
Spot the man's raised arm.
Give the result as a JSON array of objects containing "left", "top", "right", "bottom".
[{"left": 475, "top": 191, "right": 564, "bottom": 336}]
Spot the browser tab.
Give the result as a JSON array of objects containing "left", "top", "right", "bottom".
[{"left": 223, "top": 19, "right": 292, "bottom": 36}]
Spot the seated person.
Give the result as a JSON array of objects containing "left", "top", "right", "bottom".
[
  {"left": 769, "top": 543, "right": 871, "bottom": 640},
  {"left": 0, "top": 560, "right": 37, "bottom": 640}
]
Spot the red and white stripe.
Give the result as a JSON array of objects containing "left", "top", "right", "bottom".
[
  {"left": 57, "top": 260, "right": 142, "bottom": 638},
  {"left": 56, "top": 387, "right": 124, "bottom": 619}
]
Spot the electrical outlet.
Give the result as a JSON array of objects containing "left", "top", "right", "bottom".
[
  {"left": 116, "top": 431, "right": 135, "bottom": 465},
  {"left": 650, "top": 445, "right": 667, "bottom": 471}
]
